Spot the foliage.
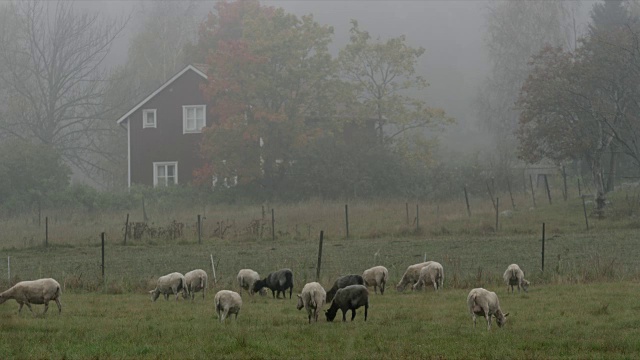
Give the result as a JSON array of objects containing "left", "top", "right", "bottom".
[
  {"left": 338, "top": 20, "right": 450, "bottom": 147},
  {"left": 194, "top": 1, "right": 337, "bottom": 197},
  {"left": 0, "top": 140, "right": 70, "bottom": 212},
  {"left": 0, "top": 0, "right": 127, "bottom": 182}
]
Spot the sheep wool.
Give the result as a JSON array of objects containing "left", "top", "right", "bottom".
[
  {"left": 362, "top": 266, "right": 389, "bottom": 295},
  {"left": 0, "top": 278, "right": 62, "bottom": 314},
  {"left": 296, "top": 282, "right": 326, "bottom": 323},
  {"left": 467, "top": 288, "right": 509, "bottom": 331},
  {"left": 214, "top": 290, "right": 242, "bottom": 322},
  {"left": 185, "top": 269, "right": 208, "bottom": 300}
]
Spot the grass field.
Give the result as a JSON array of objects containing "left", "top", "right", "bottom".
[
  {"left": 0, "top": 282, "right": 639, "bottom": 359},
  {"left": 0, "top": 189, "right": 639, "bottom": 358}
]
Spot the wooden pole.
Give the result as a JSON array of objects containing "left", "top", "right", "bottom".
[
  {"left": 495, "top": 197, "right": 499, "bottom": 232},
  {"left": 541, "top": 223, "right": 545, "bottom": 272},
  {"left": 210, "top": 254, "right": 217, "bottom": 285},
  {"left": 406, "top": 202, "right": 409, "bottom": 225},
  {"left": 544, "top": 174, "right": 552, "bottom": 205},
  {"left": 345, "top": 204, "right": 349, "bottom": 239},
  {"left": 271, "top": 208, "right": 275, "bottom": 241},
  {"left": 529, "top": 175, "right": 537, "bottom": 208},
  {"left": 7, "top": 256, "right": 10, "bottom": 283},
  {"left": 101, "top": 232, "right": 105, "bottom": 281},
  {"left": 562, "top": 166, "right": 568, "bottom": 201},
  {"left": 123, "top": 213, "right": 129, "bottom": 245},
  {"left": 416, "top": 203, "right": 420, "bottom": 231},
  {"left": 507, "top": 177, "right": 516, "bottom": 210},
  {"left": 142, "top": 197, "right": 148, "bottom": 223},
  {"left": 582, "top": 196, "right": 590, "bottom": 231},
  {"left": 487, "top": 181, "right": 497, "bottom": 211},
  {"left": 464, "top": 186, "right": 471, "bottom": 218},
  {"left": 316, "top": 231, "right": 324, "bottom": 282},
  {"left": 45, "top": 217, "right": 48, "bottom": 247},
  {"left": 197, "top": 214, "right": 202, "bottom": 244},
  {"left": 578, "top": 178, "right": 582, "bottom": 197}
]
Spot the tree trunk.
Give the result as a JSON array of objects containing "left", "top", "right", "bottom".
[
  {"left": 588, "top": 153, "right": 606, "bottom": 217},
  {"left": 605, "top": 146, "right": 617, "bottom": 193}
]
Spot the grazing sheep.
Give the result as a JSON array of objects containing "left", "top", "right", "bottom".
[
  {"left": 503, "top": 264, "right": 530, "bottom": 294},
  {"left": 396, "top": 261, "right": 433, "bottom": 292},
  {"left": 296, "top": 282, "right": 326, "bottom": 323},
  {"left": 149, "top": 272, "right": 188, "bottom": 301},
  {"left": 467, "top": 288, "right": 509, "bottom": 331},
  {"left": 214, "top": 290, "right": 242, "bottom": 322},
  {"left": 326, "top": 274, "right": 365, "bottom": 302},
  {"left": 237, "top": 269, "right": 267, "bottom": 296},
  {"left": 185, "top": 269, "right": 208, "bottom": 300},
  {"left": 325, "top": 284, "right": 369, "bottom": 322},
  {"left": 0, "top": 278, "right": 62, "bottom": 314},
  {"left": 412, "top": 262, "right": 444, "bottom": 291},
  {"left": 252, "top": 268, "right": 294, "bottom": 299},
  {"left": 362, "top": 266, "right": 388, "bottom": 295}
]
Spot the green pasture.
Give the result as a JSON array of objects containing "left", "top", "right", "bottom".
[{"left": 0, "top": 282, "right": 638, "bottom": 359}]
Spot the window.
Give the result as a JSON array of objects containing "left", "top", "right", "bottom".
[
  {"left": 183, "top": 105, "right": 206, "bottom": 133},
  {"left": 153, "top": 162, "right": 178, "bottom": 187},
  {"left": 143, "top": 109, "right": 156, "bottom": 128}
]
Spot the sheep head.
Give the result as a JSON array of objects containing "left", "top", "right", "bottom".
[
  {"left": 296, "top": 295, "right": 304, "bottom": 310},
  {"left": 521, "top": 280, "right": 530, "bottom": 292},
  {"left": 496, "top": 311, "right": 509, "bottom": 328}
]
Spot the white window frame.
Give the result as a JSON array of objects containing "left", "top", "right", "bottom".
[
  {"left": 182, "top": 105, "right": 206, "bottom": 134},
  {"left": 142, "top": 109, "right": 157, "bottom": 128},
  {"left": 153, "top": 161, "right": 178, "bottom": 187}
]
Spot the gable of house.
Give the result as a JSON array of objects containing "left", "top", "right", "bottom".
[{"left": 116, "top": 65, "right": 210, "bottom": 188}]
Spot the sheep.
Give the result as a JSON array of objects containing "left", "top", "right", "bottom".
[
  {"left": 252, "top": 268, "right": 294, "bottom": 299},
  {"left": 185, "top": 269, "right": 208, "bottom": 300},
  {"left": 503, "top": 264, "right": 530, "bottom": 294},
  {"left": 326, "top": 274, "right": 365, "bottom": 302},
  {"left": 412, "top": 262, "right": 444, "bottom": 291},
  {"left": 296, "top": 282, "right": 326, "bottom": 323},
  {"left": 325, "top": 284, "right": 369, "bottom": 322},
  {"left": 362, "top": 266, "right": 388, "bottom": 295},
  {"left": 214, "top": 290, "right": 242, "bottom": 322},
  {"left": 237, "top": 269, "right": 267, "bottom": 296},
  {"left": 395, "top": 261, "right": 433, "bottom": 292},
  {"left": 0, "top": 278, "right": 62, "bottom": 314},
  {"left": 149, "top": 272, "right": 188, "bottom": 301},
  {"left": 467, "top": 288, "right": 509, "bottom": 331}
]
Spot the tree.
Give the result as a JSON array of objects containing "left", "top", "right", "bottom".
[
  {"left": 0, "top": 140, "right": 70, "bottom": 212},
  {"left": 194, "top": 1, "right": 337, "bottom": 196},
  {"left": 338, "top": 20, "right": 449, "bottom": 147},
  {"left": 478, "top": 1, "right": 578, "bottom": 180},
  {"left": 0, "top": 1, "right": 127, "bottom": 183}
]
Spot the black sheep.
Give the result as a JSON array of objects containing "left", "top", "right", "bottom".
[
  {"left": 325, "top": 284, "right": 369, "bottom": 322},
  {"left": 252, "top": 268, "right": 294, "bottom": 299},
  {"left": 326, "top": 274, "right": 364, "bottom": 302}
]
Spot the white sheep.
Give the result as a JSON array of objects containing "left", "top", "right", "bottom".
[
  {"left": 396, "top": 261, "right": 433, "bottom": 292},
  {"left": 467, "top": 288, "right": 509, "bottom": 331},
  {"left": 296, "top": 282, "right": 326, "bottom": 323},
  {"left": 214, "top": 290, "right": 242, "bottom": 322},
  {"left": 185, "top": 269, "right": 208, "bottom": 300},
  {"left": 149, "top": 272, "right": 188, "bottom": 301},
  {"left": 0, "top": 278, "right": 62, "bottom": 314},
  {"left": 236, "top": 269, "right": 267, "bottom": 296},
  {"left": 412, "top": 262, "right": 444, "bottom": 291},
  {"left": 503, "top": 264, "right": 530, "bottom": 294},
  {"left": 362, "top": 266, "right": 388, "bottom": 295}
]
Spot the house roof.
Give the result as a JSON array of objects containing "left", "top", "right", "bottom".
[{"left": 116, "top": 64, "right": 208, "bottom": 125}]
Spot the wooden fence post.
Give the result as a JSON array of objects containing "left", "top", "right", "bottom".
[
  {"left": 541, "top": 223, "right": 545, "bottom": 272},
  {"left": 529, "top": 175, "right": 537, "bottom": 208},
  {"left": 495, "top": 197, "right": 499, "bottom": 232},
  {"left": 487, "top": 181, "right": 497, "bottom": 211},
  {"left": 45, "top": 217, "right": 48, "bottom": 247},
  {"left": 123, "top": 213, "right": 129, "bottom": 245},
  {"left": 544, "top": 175, "right": 552, "bottom": 205},
  {"left": 464, "top": 186, "right": 471, "bottom": 218},
  {"left": 562, "top": 166, "right": 568, "bottom": 201},
  {"left": 582, "top": 196, "right": 590, "bottom": 231},
  {"left": 197, "top": 214, "right": 202, "bottom": 244},
  {"left": 101, "top": 232, "right": 105, "bottom": 281},
  {"left": 271, "top": 208, "right": 275, "bottom": 241},
  {"left": 406, "top": 202, "right": 409, "bottom": 225},
  {"left": 316, "top": 231, "right": 324, "bottom": 282},
  {"left": 210, "top": 254, "right": 217, "bottom": 285},
  {"left": 345, "top": 204, "right": 349, "bottom": 239},
  {"left": 416, "top": 203, "right": 420, "bottom": 231}
]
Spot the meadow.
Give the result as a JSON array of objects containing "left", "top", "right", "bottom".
[{"left": 0, "top": 186, "right": 639, "bottom": 358}]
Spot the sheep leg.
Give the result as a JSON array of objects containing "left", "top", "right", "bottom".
[
  {"left": 373, "top": 285, "right": 377, "bottom": 295},
  {"left": 486, "top": 314, "right": 492, "bottom": 331},
  {"left": 220, "top": 308, "right": 227, "bottom": 322},
  {"left": 55, "top": 298, "right": 62, "bottom": 313},
  {"left": 380, "top": 283, "right": 385, "bottom": 295},
  {"left": 24, "top": 302, "right": 33, "bottom": 314},
  {"left": 351, "top": 309, "right": 357, "bottom": 321},
  {"left": 472, "top": 314, "right": 477, "bottom": 328},
  {"left": 289, "top": 286, "right": 292, "bottom": 299},
  {"left": 341, "top": 309, "right": 347, "bottom": 322},
  {"left": 364, "top": 304, "right": 368, "bottom": 321},
  {"left": 44, "top": 301, "right": 49, "bottom": 314}
]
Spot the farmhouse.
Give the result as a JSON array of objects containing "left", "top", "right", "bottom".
[{"left": 116, "top": 64, "right": 210, "bottom": 188}]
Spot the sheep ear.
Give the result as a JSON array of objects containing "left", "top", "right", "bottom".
[
  {"left": 504, "top": 313, "right": 510, "bottom": 317},
  {"left": 297, "top": 294, "right": 301, "bottom": 299}
]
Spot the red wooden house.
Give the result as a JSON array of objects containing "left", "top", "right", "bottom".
[{"left": 116, "top": 65, "right": 210, "bottom": 188}]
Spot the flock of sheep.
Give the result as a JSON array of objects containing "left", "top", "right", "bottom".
[{"left": 0, "top": 261, "right": 530, "bottom": 331}]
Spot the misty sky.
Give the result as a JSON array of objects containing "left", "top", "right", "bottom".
[{"left": 66, "top": 0, "right": 595, "bottom": 153}]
